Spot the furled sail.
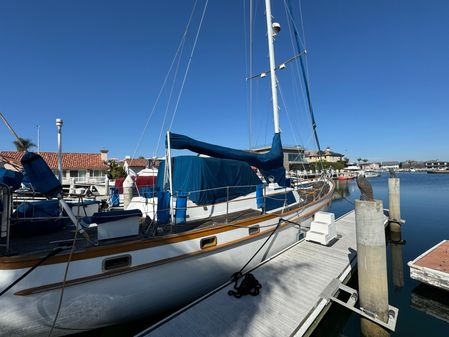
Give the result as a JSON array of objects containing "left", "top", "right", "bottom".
[{"left": 169, "top": 132, "right": 287, "bottom": 186}]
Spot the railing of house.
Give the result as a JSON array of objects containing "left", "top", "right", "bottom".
[{"left": 62, "top": 177, "right": 106, "bottom": 184}]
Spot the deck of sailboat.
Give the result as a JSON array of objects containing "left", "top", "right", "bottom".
[{"left": 2, "top": 180, "right": 330, "bottom": 258}]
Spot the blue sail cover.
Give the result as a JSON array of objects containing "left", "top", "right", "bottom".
[
  {"left": 21, "top": 152, "right": 62, "bottom": 198},
  {"left": 169, "top": 133, "right": 287, "bottom": 186},
  {"left": 157, "top": 156, "right": 262, "bottom": 205}
]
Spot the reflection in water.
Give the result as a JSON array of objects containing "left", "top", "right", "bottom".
[
  {"left": 333, "top": 180, "right": 351, "bottom": 201},
  {"left": 411, "top": 284, "right": 449, "bottom": 324},
  {"left": 389, "top": 226, "right": 405, "bottom": 289}
]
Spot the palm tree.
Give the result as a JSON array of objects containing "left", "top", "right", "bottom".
[{"left": 13, "top": 137, "right": 36, "bottom": 152}]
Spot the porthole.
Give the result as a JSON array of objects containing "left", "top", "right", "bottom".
[
  {"left": 249, "top": 225, "right": 260, "bottom": 235},
  {"left": 200, "top": 236, "right": 217, "bottom": 249},
  {"left": 103, "top": 255, "right": 131, "bottom": 271}
]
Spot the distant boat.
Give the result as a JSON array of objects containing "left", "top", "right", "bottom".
[
  {"left": 336, "top": 174, "right": 355, "bottom": 181},
  {"left": 427, "top": 170, "right": 449, "bottom": 174},
  {"left": 363, "top": 170, "right": 381, "bottom": 178}
]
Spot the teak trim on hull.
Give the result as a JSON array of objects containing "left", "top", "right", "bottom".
[
  {"left": 14, "top": 201, "right": 329, "bottom": 297},
  {"left": 1, "top": 183, "right": 333, "bottom": 270}
]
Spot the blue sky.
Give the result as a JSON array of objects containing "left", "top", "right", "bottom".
[{"left": 1, "top": 0, "right": 448, "bottom": 162}]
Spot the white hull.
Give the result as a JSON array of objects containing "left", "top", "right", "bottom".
[{"left": 0, "top": 194, "right": 330, "bottom": 336}]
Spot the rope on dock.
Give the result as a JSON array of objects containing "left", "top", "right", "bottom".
[{"left": 228, "top": 218, "right": 283, "bottom": 298}]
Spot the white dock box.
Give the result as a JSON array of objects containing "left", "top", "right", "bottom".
[{"left": 305, "top": 211, "right": 336, "bottom": 245}]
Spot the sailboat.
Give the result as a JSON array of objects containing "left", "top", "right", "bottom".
[{"left": 0, "top": 1, "right": 334, "bottom": 336}]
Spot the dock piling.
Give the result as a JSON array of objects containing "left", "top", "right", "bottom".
[
  {"left": 355, "top": 199, "right": 390, "bottom": 337},
  {"left": 388, "top": 177, "right": 401, "bottom": 233},
  {"left": 389, "top": 176, "right": 404, "bottom": 288}
]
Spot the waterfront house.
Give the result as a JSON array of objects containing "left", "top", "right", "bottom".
[
  {"left": 425, "top": 160, "right": 448, "bottom": 171},
  {"left": 0, "top": 150, "right": 109, "bottom": 185},
  {"left": 381, "top": 161, "right": 400, "bottom": 170},
  {"left": 400, "top": 160, "right": 426, "bottom": 170},
  {"left": 360, "top": 162, "right": 381, "bottom": 170},
  {"left": 123, "top": 157, "right": 149, "bottom": 176},
  {"left": 305, "top": 147, "right": 345, "bottom": 164}
]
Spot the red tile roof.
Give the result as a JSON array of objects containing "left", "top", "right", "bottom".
[
  {"left": 124, "top": 158, "right": 148, "bottom": 167},
  {"left": 0, "top": 152, "right": 108, "bottom": 170}
]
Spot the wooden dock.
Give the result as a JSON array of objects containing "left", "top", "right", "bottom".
[
  {"left": 136, "top": 210, "right": 370, "bottom": 337},
  {"left": 408, "top": 240, "right": 449, "bottom": 291}
]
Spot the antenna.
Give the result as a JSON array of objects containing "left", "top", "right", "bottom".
[{"left": 56, "top": 118, "right": 63, "bottom": 182}]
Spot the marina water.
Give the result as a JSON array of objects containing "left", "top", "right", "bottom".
[
  {"left": 76, "top": 172, "right": 449, "bottom": 336},
  {"left": 315, "top": 172, "right": 449, "bottom": 336}
]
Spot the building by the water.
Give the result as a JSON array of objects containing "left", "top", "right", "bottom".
[
  {"left": 381, "top": 161, "right": 400, "bottom": 170},
  {"left": 0, "top": 150, "right": 109, "bottom": 184},
  {"left": 425, "top": 160, "right": 448, "bottom": 171},
  {"left": 251, "top": 145, "right": 307, "bottom": 171},
  {"left": 305, "top": 147, "right": 345, "bottom": 163}
]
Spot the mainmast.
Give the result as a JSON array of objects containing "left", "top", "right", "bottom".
[{"left": 264, "top": 0, "right": 280, "bottom": 134}]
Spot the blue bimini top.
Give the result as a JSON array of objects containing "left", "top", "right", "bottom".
[{"left": 157, "top": 156, "right": 262, "bottom": 205}]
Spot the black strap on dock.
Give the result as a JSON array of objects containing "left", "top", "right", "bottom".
[
  {"left": 228, "top": 272, "right": 261, "bottom": 298},
  {"left": 228, "top": 218, "right": 284, "bottom": 298}
]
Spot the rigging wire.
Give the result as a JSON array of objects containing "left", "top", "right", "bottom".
[
  {"left": 167, "top": 0, "right": 209, "bottom": 131},
  {"left": 281, "top": 3, "right": 313, "bottom": 173},
  {"left": 277, "top": 81, "right": 308, "bottom": 173},
  {"left": 154, "top": 38, "right": 187, "bottom": 156},
  {"left": 135, "top": 1, "right": 199, "bottom": 161},
  {"left": 284, "top": 0, "right": 324, "bottom": 171},
  {"left": 277, "top": 81, "right": 303, "bottom": 149},
  {"left": 48, "top": 199, "right": 83, "bottom": 337},
  {"left": 151, "top": 0, "right": 199, "bottom": 158}
]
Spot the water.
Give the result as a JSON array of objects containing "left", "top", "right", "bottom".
[
  {"left": 77, "top": 173, "right": 449, "bottom": 336},
  {"left": 314, "top": 172, "right": 449, "bottom": 336}
]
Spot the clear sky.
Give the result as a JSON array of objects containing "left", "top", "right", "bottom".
[{"left": 1, "top": 0, "right": 448, "bottom": 162}]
